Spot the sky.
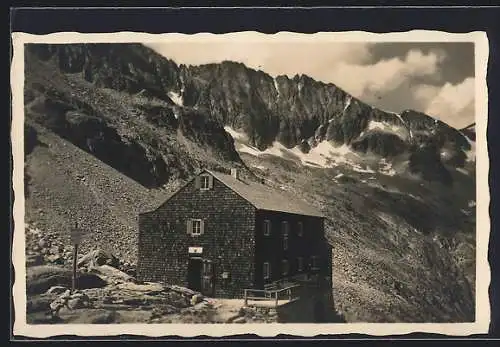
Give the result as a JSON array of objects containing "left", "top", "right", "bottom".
[{"left": 146, "top": 41, "right": 475, "bottom": 129}]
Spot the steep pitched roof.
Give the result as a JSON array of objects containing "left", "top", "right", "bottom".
[{"left": 205, "top": 169, "right": 324, "bottom": 218}]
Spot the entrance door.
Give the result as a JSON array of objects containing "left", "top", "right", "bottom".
[
  {"left": 187, "top": 257, "right": 202, "bottom": 292},
  {"left": 201, "top": 259, "right": 215, "bottom": 296}
]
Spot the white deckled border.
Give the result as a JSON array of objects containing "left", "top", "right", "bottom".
[{"left": 11, "top": 30, "right": 490, "bottom": 338}]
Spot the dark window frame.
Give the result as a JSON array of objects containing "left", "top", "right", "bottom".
[
  {"left": 263, "top": 262, "right": 270, "bottom": 280},
  {"left": 282, "top": 221, "right": 289, "bottom": 250},
  {"left": 297, "top": 221, "right": 304, "bottom": 237},
  {"left": 263, "top": 219, "right": 271, "bottom": 236},
  {"left": 311, "top": 255, "right": 320, "bottom": 270},
  {"left": 282, "top": 259, "right": 289, "bottom": 276},
  {"left": 297, "top": 257, "right": 304, "bottom": 272}
]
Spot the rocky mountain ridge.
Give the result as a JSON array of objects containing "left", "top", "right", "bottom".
[{"left": 26, "top": 43, "right": 474, "bottom": 187}]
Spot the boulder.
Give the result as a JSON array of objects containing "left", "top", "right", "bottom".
[
  {"left": 46, "top": 286, "right": 68, "bottom": 295},
  {"left": 77, "top": 273, "right": 109, "bottom": 289},
  {"left": 26, "top": 265, "right": 108, "bottom": 294},
  {"left": 77, "top": 249, "right": 120, "bottom": 269},
  {"left": 233, "top": 316, "right": 246, "bottom": 323},
  {"left": 115, "top": 281, "right": 165, "bottom": 294},
  {"left": 49, "top": 245, "right": 63, "bottom": 255},
  {"left": 47, "top": 254, "right": 64, "bottom": 265},
  {"left": 190, "top": 294, "right": 204, "bottom": 306},
  {"left": 67, "top": 295, "right": 91, "bottom": 310},
  {"left": 88, "top": 264, "right": 134, "bottom": 283},
  {"left": 27, "top": 266, "right": 73, "bottom": 295},
  {"left": 26, "top": 254, "right": 44, "bottom": 267},
  {"left": 88, "top": 310, "right": 117, "bottom": 324},
  {"left": 168, "top": 285, "right": 198, "bottom": 297},
  {"left": 27, "top": 296, "right": 53, "bottom": 313}
]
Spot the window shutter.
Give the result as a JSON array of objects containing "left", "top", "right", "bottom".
[
  {"left": 200, "top": 219, "right": 205, "bottom": 234},
  {"left": 208, "top": 175, "right": 214, "bottom": 189},
  {"left": 195, "top": 176, "right": 201, "bottom": 189},
  {"left": 187, "top": 219, "right": 193, "bottom": 234}
]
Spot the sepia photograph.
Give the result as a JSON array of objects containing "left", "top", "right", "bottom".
[{"left": 11, "top": 30, "right": 490, "bottom": 337}]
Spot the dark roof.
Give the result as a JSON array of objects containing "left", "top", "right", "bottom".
[{"left": 205, "top": 169, "right": 324, "bottom": 218}]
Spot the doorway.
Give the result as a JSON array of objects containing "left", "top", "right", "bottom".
[
  {"left": 187, "top": 257, "right": 202, "bottom": 292},
  {"left": 187, "top": 257, "right": 215, "bottom": 296},
  {"left": 201, "top": 259, "right": 215, "bottom": 296}
]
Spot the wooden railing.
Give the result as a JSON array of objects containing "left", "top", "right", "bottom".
[{"left": 243, "top": 284, "right": 301, "bottom": 307}]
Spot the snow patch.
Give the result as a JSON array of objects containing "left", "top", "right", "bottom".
[
  {"left": 168, "top": 91, "right": 184, "bottom": 106},
  {"left": 224, "top": 127, "right": 289, "bottom": 158},
  {"left": 464, "top": 136, "right": 476, "bottom": 162},
  {"left": 409, "top": 193, "right": 423, "bottom": 202},
  {"left": 252, "top": 164, "right": 267, "bottom": 170},
  {"left": 172, "top": 108, "right": 180, "bottom": 119},
  {"left": 238, "top": 143, "right": 263, "bottom": 156},
  {"left": 367, "top": 120, "right": 409, "bottom": 139},
  {"left": 394, "top": 113, "right": 413, "bottom": 139},
  {"left": 273, "top": 77, "right": 280, "bottom": 97},
  {"left": 379, "top": 158, "right": 397, "bottom": 176},
  {"left": 350, "top": 164, "right": 376, "bottom": 174},
  {"left": 224, "top": 126, "right": 248, "bottom": 141},
  {"left": 225, "top": 126, "right": 395, "bottom": 175},
  {"left": 289, "top": 142, "right": 356, "bottom": 168},
  {"left": 343, "top": 95, "right": 352, "bottom": 112}
]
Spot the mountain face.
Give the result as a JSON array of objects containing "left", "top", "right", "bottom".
[
  {"left": 23, "top": 43, "right": 476, "bottom": 323},
  {"left": 26, "top": 43, "right": 474, "bottom": 187},
  {"left": 25, "top": 44, "right": 243, "bottom": 188}
]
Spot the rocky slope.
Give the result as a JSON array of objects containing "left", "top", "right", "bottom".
[
  {"left": 25, "top": 44, "right": 243, "bottom": 189},
  {"left": 22, "top": 43, "right": 476, "bottom": 323}
]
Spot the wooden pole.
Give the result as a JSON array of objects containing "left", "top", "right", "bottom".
[{"left": 72, "top": 243, "right": 78, "bottom": 293}]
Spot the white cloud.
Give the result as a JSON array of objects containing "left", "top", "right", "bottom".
[
  {"left": 421, "top": 77, "right": 475, "bottom": 128},
  {"left": 328, "top": 49, "right": 446, "bottom": 98},
  {"left": 146, "top": 41, "right": 372, "bottom": 79}
]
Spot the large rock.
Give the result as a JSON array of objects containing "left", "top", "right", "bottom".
[
  {"left": 46, "top": 254, "right": 64, "bottom": 265},
  {"left": 27, "top": 296, "right": 53, "bottom": 313},
  {"left": 27, "top": 266, "right": 72, "bottom": 295},
  {"left": 190, "top": 294, "right": 204, "bottom": 306},
  {"left": 46, "top": 285, "right": 68, "bottom": 295},
  {"left": 77, "top": 249, "right": 120, "bottom": 269},
  {"left": 26, "top": 265, "right": 108, "bottom": 294},
  {"left": 88, "top": 264, "right": 134, "bottom": 283}
]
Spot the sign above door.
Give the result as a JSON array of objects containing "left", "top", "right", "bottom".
[{"left": 188, "top": 246, "right": 203, "bottom": 254}]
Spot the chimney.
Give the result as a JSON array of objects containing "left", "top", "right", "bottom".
[{"left": 231, "top": 168, "right": 240, "bottom": 180}]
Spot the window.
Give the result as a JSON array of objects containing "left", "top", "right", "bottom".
[
  {"left": 282, "top": 221, "right": 289, "bottom": 250},
  {"left": 263, "top": 262, "right": 270, "bottom": 280},
  {"left": 200, "top": 175, "right": 211, "bottom": 190},
  {"left": 297, "top": 221, "right": 304, "bottom": 237},
  {"left": 192, "top": 220, "right": 202, "bottom": 235},
  {"left": 187, "top": 219, "right": 204, "bottom": 236},
  {"left": 311, "top": 256, "right": 320, "bottom": 270},
  {"left": 297, "top": 257, "right": 304, "bottom": 272},
  {"left": 282, "top": 259, "right": 289, "bottom": 276},
  {"left": 263, "top": 220, "right": 271, "bottom": 236}
]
